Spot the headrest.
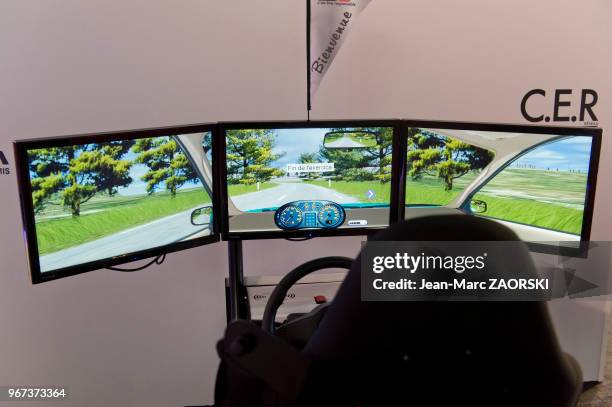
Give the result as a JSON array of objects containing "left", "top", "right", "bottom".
[{"left": 375, "top": 214, "right": 521, "bottom": 242}]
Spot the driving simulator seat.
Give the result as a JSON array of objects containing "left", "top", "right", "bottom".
[{"left": 215, "top": 215, "right": 583, "bottom": 407}]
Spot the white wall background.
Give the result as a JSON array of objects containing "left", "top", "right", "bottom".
[{"left": 0, "top": 1, "right": 609, "bottom": 406}]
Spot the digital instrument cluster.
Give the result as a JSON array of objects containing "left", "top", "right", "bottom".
[{"left": 274, "top": 201, "right": 346, "bottom": 230}]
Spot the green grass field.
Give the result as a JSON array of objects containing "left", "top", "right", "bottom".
[
  {"left": 36, "top": 193, "right": 149, "bottom": 219},
  {"left": 37, "top": 182, "right": 276, "bottom": 256},
  {"left": 476, "top": 169, "right": 587, "bottom": 206},
  {"left": 473, "top": 169, "right": 586, "bottom": 235},
  {"left": 308, "top": 180, "right": 391, "bottom": 204},
  {"left": 406, "top": 169, "right": 586, "bottom": 235},
  {"left": 406, "top": 173, "right": 477, "bottom": 206},
  {"left": 306, "top": 174, "right": 477, "bottom": 206},
  {"left": 36, "top": 189, "right": 211, "bottom": 255},
  {"left": 471, "top": 193, "right": 583, "bottom": 234}
]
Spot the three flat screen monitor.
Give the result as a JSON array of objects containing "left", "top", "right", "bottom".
[{"left": 14, "top": 120, "right": 602, "bottom": 283}]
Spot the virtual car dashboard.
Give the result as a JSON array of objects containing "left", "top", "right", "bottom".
[{"left": 274, "top": 201, "right": 346, "bottom": 230}]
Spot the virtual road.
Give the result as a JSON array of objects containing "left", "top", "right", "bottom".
[
  {"left": 324, "top": 136, "right": 369, "bottom": 148},
  {"left": 231, "top": 179, "right": 357, "bottom": 212},
  {"left": 39, "top": 207, "right": 210, "bottom": 272}
]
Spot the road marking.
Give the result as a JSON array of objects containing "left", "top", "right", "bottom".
[{"left": 277, "top": 194, "right": 287, "bottom": 201}]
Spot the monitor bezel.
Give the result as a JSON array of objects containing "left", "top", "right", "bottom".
[
  {"left": 397, "top": 120, "right": 602, "bottom": 257},
  {"left": 216, "top": 120, "right": 404, "bottom": 241},
  {"left": 14, "top": 123, "right": 220, "bottom": 284}
]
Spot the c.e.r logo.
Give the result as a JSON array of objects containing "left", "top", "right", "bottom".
[{"left": 521, "top": 89, "right": 598, "bottom": 126}]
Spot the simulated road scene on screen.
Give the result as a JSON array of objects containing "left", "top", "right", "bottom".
[
  {"left": 28, "top": 133, "right": 213, "bottom": 273},
  {"left": 405, "top": 127, "right": 593, "bottom": 237},
  {"left": 225, "top": 127, "right": 393, "bottom": 233},
  {"left": 473, "top": 136, "right": 592, "bottom": 235}
]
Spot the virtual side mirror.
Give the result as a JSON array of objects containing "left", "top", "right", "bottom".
[
  {"left": 191, "top": 205, "right": 213, "bottom": 226},
  {"left": 470, "top": 199, "right": 487, "bottom": 214},
  {"left": 323, "top": 130, "right": 379, "bottom": 149}
]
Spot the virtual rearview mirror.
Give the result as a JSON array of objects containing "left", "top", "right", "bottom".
[
  {"left": 323, "top": 131, "right": 379, "bottom": 149},
  {"left": 470, "top": 199, "right": 487, "bottom": 214},
  {"left": 191, "top": 205, "right": 213, "bottom": 226}
]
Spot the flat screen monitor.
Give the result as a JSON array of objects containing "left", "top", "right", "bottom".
[
  {"left": 400, "top": 121, "right": 601, "bottom": 255},
  {"left": 217, "top": 121, "right": 402, "bottom": 239},
  {"left": 14, "top": 124, "right": 219, "bottom": 283}
]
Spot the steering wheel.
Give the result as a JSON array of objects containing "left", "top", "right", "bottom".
[{"left": 261, "top": 256, "right": 353, "bottom": 343}]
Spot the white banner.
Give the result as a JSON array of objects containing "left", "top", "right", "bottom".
[
  {"left": 309, "top": 0, "right": 371, "bottom": 102},
  {"left": 286, "top": 163, "right": 335, "bottom": 173}
]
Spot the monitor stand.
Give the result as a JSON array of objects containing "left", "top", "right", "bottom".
[{"left": 226, "top": 239, "right": 250, "bottom": 323}]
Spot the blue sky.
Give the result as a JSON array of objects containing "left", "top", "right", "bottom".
[
  {"left": 272, "top": 128, "right": 332, "bottom": 168},
  {"left": 511, "top": 136, "right": 593, "bottom": 172}
]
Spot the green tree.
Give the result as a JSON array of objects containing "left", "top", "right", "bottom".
[
  {"left": 321, "top": 127, "right": 392, "bottom": 183},
  {"left": 318, "top": 144, "right": 367, "bottom": 181},
  {"left": 29, "top": 141, "right": 135, "bottom": 216},
  {"left": 81, "top": 140, "right": 135, "bottom": 197},
  {"left": 29, "top": 147, "right": 99, "bottom": 216},
  {"left": 407, "top": 129, "right": 494, "bottom": 190},
  {"left": 202, "top": 132, "right": 212, "bottom": 157},
  {"left": 60, "top": 168, "right": 98, "bottom": 216},
  {"left": 226, "top": 129, "right": 284, "bottom": 185},
  {"left": 29, "top": 147, "right": 77, "bottom": 213},
  {"left": 360, "top": 127, "right": 393, "bottom": 183},
  {"left": 132, "top": 137, "right": 198, "bottom": 196}
]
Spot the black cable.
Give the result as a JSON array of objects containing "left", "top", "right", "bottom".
[
  {"left": 106, "top": 254, "right": 166, "bottom": 272},
  {"left": 285, "top": 237, "right": 313, "bottom": 242}
]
